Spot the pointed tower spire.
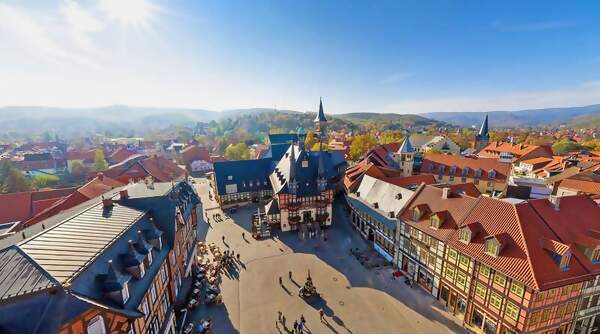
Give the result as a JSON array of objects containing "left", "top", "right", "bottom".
[
  {"left": 478, "top": 114, "right": 489, "bottom": 138},
  {"left": 288, "top": 142, "right": 298, "bottom": 195},
  {"left": 397, "top": 135, "right": 414, "bottom": 153},
  {"left": 314, "top": 98, "right": 327, "bottom": 123}
]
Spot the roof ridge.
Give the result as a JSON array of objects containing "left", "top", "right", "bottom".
[
  {"left": 511, "top": 202, "right": 541, "bottom": 289},
  {"left": 395, "top": 182, "right": 427, "bottom": 218}
]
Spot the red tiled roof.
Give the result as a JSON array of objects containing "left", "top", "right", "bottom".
[
  {"left": 479, "top": 142, "right": 553, "bottom": 161},
  {"left": 95, "top": 155, "right": 187, "bottom": 183},
  {"left": 0, "top": 188, "right": 76, "bottom": 224},
  {"left": 420, "top": 153, "right": 511, "bottom": 182},
  {"left": 436, "top": 183, "right": 482, "bottom": 197},
  {"left": 109, "top": 147, "right": 137, "bottom": 164},
  {"left": 180, "top": 145, "right": 210, "bottom": 165},
  {"left": 449, "top": 197, "right": 590, "bottom": 290},
  {"left": 520, "top": 157, "right": 553, "bottom": 166},
  {"left": 399, "top": 185, "right": 478, "bottom": 242},
  {"left": 530, "top": 196, "right": 600, "bottom": 275}
]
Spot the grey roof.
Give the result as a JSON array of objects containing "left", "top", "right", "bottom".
[
  {"left": 124, "top": 182, "right": 175, "bottom": 198},
  {"left": 478, "top": 114, "right": 489, "bottom": 137},
  {"left": 314, "top": 99, "right": 327, "bottom": 123},
  {"left": 0, "top": 246, "right": 57, "bottom": 300},
  {"left": 355, "top": 175, "right": 414, "bottom": 216},
  {"left": 397, "top": 136, "right": 415, "bottom": 154},
  {"left": 19, "top": 202, "right": 147, "bottom": 284}
]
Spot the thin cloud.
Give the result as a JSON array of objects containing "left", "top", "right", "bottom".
[
  {"left": 382, "top": 81, "right": 600, "bottom": 114},
  {"left": 380, "top": 72, "right": 414, "bottom": 85},
  {"left": 492, "top": 20, "right": 575, "bottom": 32}
]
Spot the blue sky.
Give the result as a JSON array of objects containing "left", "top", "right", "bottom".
[{"left": 1, "top": 0, "right": 600, "bottom": 114}]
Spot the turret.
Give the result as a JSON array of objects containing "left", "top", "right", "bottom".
[
  {"left": 395, "top": 136, "right": 415, "bottom": 177},
  {"left": 474, "top": 114, "right": 490, "bottom": 152}
]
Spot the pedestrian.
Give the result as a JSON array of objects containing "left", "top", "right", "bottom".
[
  {"left": 281, "top": 315, "right": 286, "bottom": 326},
  {"left": 222, "top": 235, "right": 225, "bottom": 242},
  {"left": 242, "top": 232, "right": 245, "bottom": 239},
  {"left": 293, "top": 320, "right": 298, "bottom": 333},
  {"left": 298, "top": 321, "right": 304, "bottom": 333},
  {"left": 278, "top": 311, "right": 282, "bottom": 322},
  {"left": 319, "top": 308, "right": 324, "bottom": 321},
  {"left": 289, "top": 271, "right": 292, "bottom": 280},
  {"left": 279, "top": 276, "right": 282, "bottom": 285},
  {"left": 300, "top": 314, "right": 305, "bottom": 323},
  {"left": 237, "top": 253, "right": 240, "bottom": 261}
]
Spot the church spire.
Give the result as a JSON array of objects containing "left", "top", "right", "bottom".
[
  {"left": 478, "top": 114, "right": 489, "bottom": 138},
  {"left": 314, "top": 97, "right": 327, "bottom": 123},
  {"left": 288, "top": 142, "right": 298, "bottom": 195}
]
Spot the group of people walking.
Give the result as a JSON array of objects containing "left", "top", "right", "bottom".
[{"left": 278, "top": 312, "right": 307, "bottom": 333}]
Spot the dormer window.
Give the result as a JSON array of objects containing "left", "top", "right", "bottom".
[
  {"left": 450, "top": 166, "right": 457, "bottom": 175},
  {"left": 428, "top": 164, "right": 435, "bottom": 172},
  {"left": 474, "top": 169, "right": 482, "bottom": 178},
  {"left": 488, "top": 169, "right": 496, "bottom": 179},
  {"left": 484, "top": 237, "right": 501, "bottom": 257},
  {"left": 462, "top": 167, "right": 469, "bottom": 177},
  {"left": 412, "top": 208, "right": 422, "bottom": 221},
  {"left": 459, "top": 228, "right": 472, "bottom": 243},
  {"left": 438, "top": 165, "right": 446, "bottom": 173},
  {"left": 395, "top": 193, "right": 402, "bottom": 200},
  {"left": 227, "top": 175, "right": 233, "bottom": 180},
  {"left": 430, "top": 215, "right": 441, "bottom": 229}
]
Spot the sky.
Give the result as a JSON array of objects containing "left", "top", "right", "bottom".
[{"left": 1, "top": 0, "right": 600, "bottom": 114}]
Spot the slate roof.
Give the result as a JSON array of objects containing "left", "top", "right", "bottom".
[
  {"left": 19, "top": 202, "right": 147, "bottom": 284},
  {"left": 0, "top": 246, "right": 57, "bottom": 300},
  {"left": 270, "top": 145, "right": 345, "bottom": 197},
  {"left": 314, "top": 99, "right": 327, "bottom": 122},
  {"left": 397, "top": 136, "right": 414, "bottom": 154},
  {"left": 213, "top": 158, "right": 273, "bottom": 196},
  {"left": 268, "top": 133, "right": 298, "bottom": 145}
]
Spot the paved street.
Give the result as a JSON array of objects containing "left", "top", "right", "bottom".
[{"left": 191, "top": 178, "right": 464, "bottom": 334}]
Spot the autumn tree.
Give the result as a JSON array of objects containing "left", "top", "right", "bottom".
[
  {"left": 225, "top": 143, "right": 251, "bottom": 160},
  {"left": 349, "top": 134, "right": 377, "bottom": 161},
  {"left": 2, "top": 169, "right": 30, "bottom": 193},
  {"left": 305, "top": 131, "right": 317, "bottom": 149},
  {"left": 94, "top": 149, "right": 108, "bottom": 171}
]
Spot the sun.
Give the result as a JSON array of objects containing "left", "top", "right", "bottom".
[{"left": 99, "top": 0, "right": 156, "bottom": 27}]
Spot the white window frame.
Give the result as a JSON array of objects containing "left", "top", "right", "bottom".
[{"left": 87, "top": 315, "right": 107, "bottom": 334}]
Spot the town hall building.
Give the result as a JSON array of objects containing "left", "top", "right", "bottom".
[{"left": 212, "top": 100, "right": 347, "bottom": 232}]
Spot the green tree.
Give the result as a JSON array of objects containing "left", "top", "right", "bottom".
[
  {"left": 94, "top": 149, "right": 108, "bottom": 171},
  {"left": 224, "top": 143, "right": 251, "bottom": 160},
  {"left": 552, "top": 139, "right": 582, "bottom": 155},
  {"left": 349, "top": 134, "right": 377, "bottom": 161},
  {"left": 2, "top": 169, "right": 30, "bottom": 193},
  {"left": 31, "top": 174, "right": 60, "bottom": 189},
  {"left": 0, "top": 160, "right": 12, "bottom": 188}
]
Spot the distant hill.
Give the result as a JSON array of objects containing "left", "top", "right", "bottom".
[
  {"left": 0, "top": 106, "right": 444, "bottom": 139},
  {"left": 423, "top": 104, "right": 600, "bottom": 128}
]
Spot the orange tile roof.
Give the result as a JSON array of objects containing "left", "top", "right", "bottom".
[
  {"left": 520, "top": 157, "right": 553, "bottom": 166},
  {"left": 530, "top": 196, "right": 600, "bottom": 275},
  {"left": 448, "top": 197, "right": 589, "bottom": 290},
  {"left": 399, "top": 185, "right": 478, "bottom": 242},
  {"left": 558, "top": 171, "right": 600, "bottom": 195},
  {"left": 420, "top": 153, "right": 511, "bottom": 181},
  {"left": 0, "top": 188, "right": 77, "bottom": 225},
  {"left": 479, "top": 142, "right": 553, "bottom": 160}
]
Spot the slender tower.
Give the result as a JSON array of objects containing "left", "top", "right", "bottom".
[{"left": 474, "top": 114, "right": 490, "bottom": 153}]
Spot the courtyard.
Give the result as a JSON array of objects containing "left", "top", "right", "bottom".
[{"left": 190, "top": 178, "right": 464, "bottom": 333}]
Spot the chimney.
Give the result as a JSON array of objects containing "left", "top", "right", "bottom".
[
  {"left": 373, "top": 202, "right": 379, "bottom": 209},
  {"left": 102, "top": 196, "right": 113, "bottom": 208},
  {"left": 442, "top": 187, "right": 451, "bottom": 199},
  {"left": 356, "top": 191, "right": 360, "bottom": 197},
  {"left": 549, "top": 195, "right": 561, "bottom": 210},
  {"left": 120, "top": 189, "right": 129, "bottom": 199},
  {"left": 98, "top": 172, "right": 104, "bottom": 181},
  {"left": 389, "top": 211, "right": 395, "bottom": 218}
]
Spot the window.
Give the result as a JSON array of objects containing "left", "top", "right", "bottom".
[
  {"left": 161, "top": 295, "right": 169, "bottom": 315},
  {"left": 227, "top": 175, "right": 232, "bottom": 180},
  {"left": 87, "top": 316, "right": 106, "bottom": 334},
  {"left": 489, "top": 291, "right": 503, "bottom": 309},
  {"left": 556, "top": 304, "right": 567, "bottom": 318},
  {"left": 541, "top": 309, "right": 550, "bottom": 323},
  {"left": 485, "top": 239, "right": 500, "bottom": 257},
  {"left": 489, "top": 170, "right": 496, "bottom": 179},
  {"left": 592, "top": 248, "right": 600, "bottom": 263},
  {"left": 459, "top": 254, "right": 470, "bottom": 268},
  {"left": 510, "top": 282, "right": 524, "bottom": 297},
  {"left": 122, "top": 284, "right": 130, "bottom": 303},
  {"left": 529, "top": 311, "right": 540, "bottom": 325},
  {"left": 459, "top": 228, "right": 471, "bottom": 243},
  {"left": 456, "top": 271, "right": 467, "bottom": 288},
  {"left": 479, "top": 265, "right": 491, "bottom": 278},
  {"left": 475, "top": 283, "right": 487, "bottom": 298},
  {"left": 494, "top": 273, "right": 507, "bottom": 287},
  {"left": 150, "top": 283, "right": 157, "bottom": 303},
  {"left": 161, "top": 266, "right": 168, "bottom": 283},
  {"left": 147, "top": 251, "right": 153, "bottom": 265},
  {"left": 430, "top": 215, "right": 440, "bottom": 229},
  {"left": 505, "top": 302, "right": 519, "bottom": 321},
  {"left": 447, "top": 248, "right": 458, "bottom": 263},
  {"left": 535, "top": 291, "right": 546, "bottom": 302},
  {"left": 139, "top": 264, "right": 145, "bottom": 278},
  {"left": 141, "top": 297, "right": 150, "bottom": 319},
  {"left": 412, "top": 208, "right": 421, "bottom": 221},
  {"left": 561, "top": 286, "right": 570, "bottom": 296},
  {"left": 445, "top": 266, "right": 456, "bottom": 280}
]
